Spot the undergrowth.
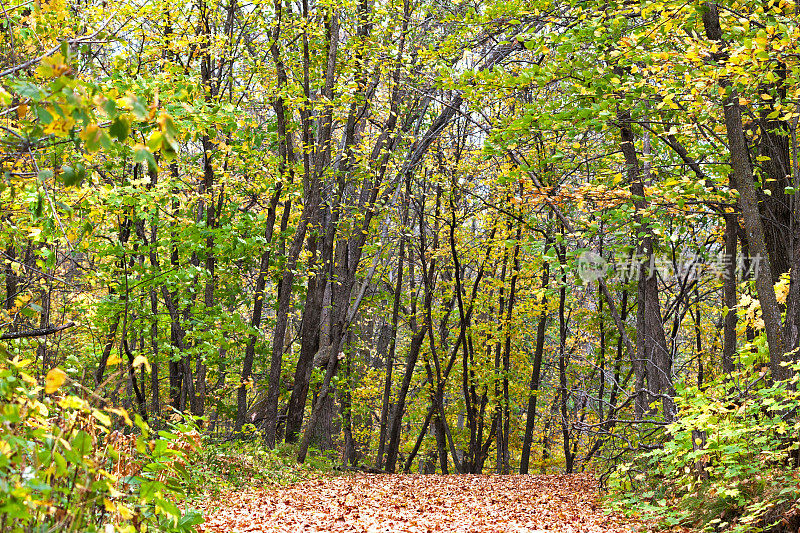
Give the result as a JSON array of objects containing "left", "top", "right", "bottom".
[
  {"left": 189, "top": 433, "right": 337, "bottom": 498},
  {"left": 0, "top": 355, "right": 204, "bottom": 532},
  {"left": 0, "top": 353, "right": 337, "bottom": 532},
  {"left": 608, "top": 363, "right": 800, "bottom": 532}
]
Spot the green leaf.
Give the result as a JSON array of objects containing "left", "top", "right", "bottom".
[
  {"left": 35, "top": 105, "right": 53, "bottom": 125},
  {"left": 134, "top": 147, "right": 157, "bottom": 171},
  {"left": 109, "top": 116, "right": 130, "bottom": 142},
  {"left": 136, "top": 435, "right": 148, "bottom": 454},
  {"left": 60, "top": 165, "right": 76, "bottom": 186},
  {"left": 103, "top": 98, "right": 117, "bottom": 116},
  {"left": 71, "top": 430, "right": 92, "bottom": 458},
  {"left": 177, "top": 511, "right": 204, "bottom": 530},
  {"left": 155, "top": 496, "right": 181, "bottom": 519},
  {"left": 126, "top": 95, "right": 148, "bottom": 120},
  {"left": 11, "top": 81, "right": 45, "bottom": 101},
  {"left": 53, "top": 450, "right": 67, "bottom": 476},
  {"left": 32, "top": 192, "right": 44, "bottom": 218}
]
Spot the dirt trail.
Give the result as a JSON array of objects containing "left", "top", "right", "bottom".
[{"left": 199, "top": 473, "right": 644, "bottom": 532}]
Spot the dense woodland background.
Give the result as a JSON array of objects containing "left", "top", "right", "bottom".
[{"left": 2, "top": 0, "right": 800, "bottom": 530}]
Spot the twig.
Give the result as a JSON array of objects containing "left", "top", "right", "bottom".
[
  {"left": 0, "top": 17, "right": 114, "bottom": 78},
  {"left": 1, "top": 321, "right": 75, "bottom": 340}
]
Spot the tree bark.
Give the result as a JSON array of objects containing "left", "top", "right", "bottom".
[
  {"left": 261, "top": 0, "right": 307, "bottom": 446},
  {"left": 500, "top": 224, "right": 521, "bottom": 474},
  {"left": 619, "top": 110, "right": 675, "bottom": 420},
  {"left": 375, "top": 238, "right": 404, "bottom": 468},
  {"left": 236, "top": 185, "right": 281, "bottom": 431},
  {"left": 704, "top": 3, "right": 787, "bottom": 381},
  {"left": 384, "top": 324, "right": 428, "bottom": 472},
  {"left": 723, "top": 202, "right": 738, "bottom": 375},
  {"left": 556, "top": 244, "right": 574, "bottom": 473},
  {"left": 520, "top": 243, "right": 550, "bottom": 473}
]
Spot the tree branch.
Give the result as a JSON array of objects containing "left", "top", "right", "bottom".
[{"left": 1, "top": 322, "right": 76, "bottom": 340}]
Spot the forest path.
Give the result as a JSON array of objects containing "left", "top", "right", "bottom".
[{"left": 198, "top": 473, "right": 644, "bottom": 532}]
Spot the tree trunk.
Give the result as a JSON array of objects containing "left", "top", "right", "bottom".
[
  {"left": 236, "top": 184, "right": 281, "bottom": 431},
  {"left": 283, "top": 226, "right": 322, "bottom": 442},
  {"left": 384, "top": 318, "right": 428, "bottom": 472},
  {"left": 704, "top": 3, "right": 787, "bottom": 381},
  {"left": 500, "top": 225, "right": 521, "bottom": 474},
  {"left": 493, "top": 241, "right": 509, "bottom": 474},
  {"left": 520, "top": 246, "right": 550, "bottom": 473},
  {"left": 556, "top": 244, "right": 574, "bottom": 473},
  {"left": 619, "top": 110, "right": 675, "bottom": 420},
  {"left": 375, "top": 238, "right": 404, "bottom": 468},
  {"left": 723, "top": 201, "right": 738, "bottom": 375},
  {"left": 149, "top": 289, "right": 160, "bottom": 417},
  {"left": 3, "top": 244, "right": 17, "bottom": 332}
]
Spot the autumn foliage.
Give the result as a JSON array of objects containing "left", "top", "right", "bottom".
[
  {"left": 3, "top": 0, "right": 800, "bottom": 531},
  {"left": 200, "top": 474, "right": 642, "bottom": 533}
]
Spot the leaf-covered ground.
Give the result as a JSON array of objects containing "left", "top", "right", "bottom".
[{"left": 199, "top": 473, "right": 644, "bottom": 532}]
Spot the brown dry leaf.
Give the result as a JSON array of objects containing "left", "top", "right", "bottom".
[{"left": 199, "top": 473, "right": 650, "bottom": 533}]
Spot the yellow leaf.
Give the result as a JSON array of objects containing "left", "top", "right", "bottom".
[
  {"left": 104, "top": 498, "right": 116, "bottom": 512},
  {"left": 93, "top": 409, "right": 112, "bottom": 426},
  {"left": 99, "top": 469, "right": 119, "bottom": 482},
  {"left": 45, "top": 368, "right": 67, "bottom": 394},
  {"left": 59, "top": 395, "right": 89, "bottom": 411},
  {"left": 9, "top": 357, "right": 32, "bottom": 368},
  {"left": 108, "top": 407, "right": 133, "bottom": 426},
  {"left": 117, "top": 503, "right": 133, "bottom": 520},
  {"left": 80, "top": 124, "right": 101, "bottom": 143},
  {"left": 132, "top": 355, "right": 151, "bottom": 372},
  {"left": 775, "top": 275, "right": 790, "bottom": 304},
  {"left": 107, "top": 353, "right": 122, "bottom": 365},
  {"left": 19, "top": 372, "right": 37, "bottom": 386}
]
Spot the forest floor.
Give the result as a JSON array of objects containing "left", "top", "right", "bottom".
[{"left": 198, "top": 473, "right": 648, "bottom": 532}]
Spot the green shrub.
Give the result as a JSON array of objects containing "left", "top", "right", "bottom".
[
  {"left": 608, "top": 365, "right": 800, "bottom": 532},
  {"left": 0, "top": 356, "right": 203, "bottom": 532},
  {"left": 189, "top": 432, "right": 337, "bottom": 494}
]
